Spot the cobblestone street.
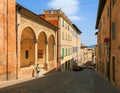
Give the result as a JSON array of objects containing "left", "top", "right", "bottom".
[{"left": 0, "top": 69, "right": 120, "bottom": 93}]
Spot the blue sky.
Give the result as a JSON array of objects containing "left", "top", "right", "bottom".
[{"left": 16, "top": 0, "right": 98, "bottom": 46}]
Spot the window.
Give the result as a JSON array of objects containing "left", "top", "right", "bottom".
[
  {"left": 107, "top": 6, "right": 110, "bottom": 17},
  {"left": 38, "top": 50, "right": 43, "bottom": 58},
  {"left": 62, "top": 32, "right": 64, "bottom": 40},
  {"left": 62, "top": 19, "right": 64, "bottom": 27},
  {"left": 99, "top": 22, "right": 102, "bottom": 29},
  {"left": 111, "top": 22, "right": 116, "bottom": 39},
  {"left": 111, "top": 0, "right": 117, "bottom": 7},
  {"left": 68, "top": 35, "right": 70, "bottom": 41},
  {"left": 62, "top": 48, "right": 64, "bottom": 57},
  {"left": 66, "top": 34, "right": 67, "bottom": 40},
  {"left": 65, "top": 22, "right": 67, "bottom": 29},
  {"left": 68, "top": 25, "right": 69, "bottom": 30},
  {"left": 25, "top": 50, "right": 29, "bottom": 59},
  {"left": 105, "top": 43, "right": 109, "bottom": 56},
  {"left": 103, "top": 16, "right": 105, "bottom": 24}
]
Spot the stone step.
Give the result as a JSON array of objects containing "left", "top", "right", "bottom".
[{"left": 40, "top": 68, "right": 47, "bottom": 75}]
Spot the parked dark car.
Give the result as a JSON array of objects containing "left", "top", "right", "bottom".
[
  {"left": 73, "top": 65, "right": 83, "bottom": 71},
  {"left": 81, "top": 66, "right": 87, "bottom": 69}
]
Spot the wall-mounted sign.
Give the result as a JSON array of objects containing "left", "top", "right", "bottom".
[{"left": 104, "top": 38, "right": 109, "bottom": 43}]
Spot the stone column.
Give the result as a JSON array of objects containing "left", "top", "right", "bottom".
[
  {"left": 34, "top": 40, "right": 38, "bottom": 66},
  {"left": 53, "top": 42, "right": 56, "bottom": 70},
  {"left": 54, "top": 42, "right": 56, "bottom": 62},
  {"left": 45, "top": 40, "right": 48, "bottom": 70}
]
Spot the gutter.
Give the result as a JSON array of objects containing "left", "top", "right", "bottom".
[
  {"left": 6, "top": 0, "right": 8, "bottom": 81},
  {"left": 16, "top": 5, "right": 21, "bottom": 80},
  {"left": 108, "top": 0, "right": 112, "bottom": 81}
]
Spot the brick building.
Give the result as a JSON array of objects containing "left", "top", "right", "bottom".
[
  {"left": 0, "top": 0, "right": 16, "bottom": 81},
  {"left": 0, "top": 1, "right": 58, "bottom": 81},
  {"left": 0, "top": 1, "right": 82, "bottom": 82},
  {"left": 96, "top": 0, "right": 120, "bottom": 86},
  {"left": 16, "top": 4, "right": 58, "bottom": 79}
]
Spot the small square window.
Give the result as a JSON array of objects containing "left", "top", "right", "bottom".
[
  {"left": 25, "top": 50, "right": 29, "bottom": 59},
  {"left": 38, "top": 50, "right": 43, "bottom": 58}
]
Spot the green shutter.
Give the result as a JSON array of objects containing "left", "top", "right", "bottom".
[{"left": 62, "top": 48, "right": 64, "bottom": 57}]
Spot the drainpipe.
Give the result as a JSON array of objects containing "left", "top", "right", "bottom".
[
  {"left": 57, "top": 15, "right": 59, "bottom": 71},
  {"left": 108, "top": 0, "right": 112, "bottom": 81},
  {"left": 16, "top": 6, "right": 19, "bottom": 80},
  {"left": 16, "top": 7, "right": 18, "bottom": 80},
  {"left": 6, "top": 0, "right": 8, "bottom": 81}
]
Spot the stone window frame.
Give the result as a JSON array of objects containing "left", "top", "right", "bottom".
[
  {"left": 25, "top": 50, "right": 29, "bottom": 59},
  {"left": 111, "top": 22, "right": 116, "bottom": 39}
]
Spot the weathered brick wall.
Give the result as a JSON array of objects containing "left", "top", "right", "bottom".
[
  {"left": 110, "top": 0, "right": 120, "bottom": 86},
  {"left": 0, "top": 0, "right": 16, "bottom": 81},
  {"left": 97, "top": 0, "right": 120, "bottom": 86},
  {"left": 0, "top": 0, "right": 5, "bottom": 81},
  {"left": 7, "top": 0, "right": 16, "bottom": 80},
  {"left": 97, "top": 0, "right": 110, "bottom": 76}
]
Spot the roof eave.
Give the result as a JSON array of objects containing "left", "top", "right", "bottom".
[{"left": 95, "top": 0, "right": 106, "bottom": 29}]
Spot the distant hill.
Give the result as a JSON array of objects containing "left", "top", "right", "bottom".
[{"left": 88, "top": 45, "right": 96, "bottom": 48}]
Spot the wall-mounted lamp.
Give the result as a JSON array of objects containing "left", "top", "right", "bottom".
[{"left": 33, "top": 39, "right": 37, "bottom": 43}]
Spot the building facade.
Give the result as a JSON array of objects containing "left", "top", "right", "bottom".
[
  {"left": 80, "top": 45, "right": 95, "bottom": 66},
  {"left": 16, "top": 4, "right": 58, "bottom": 79},
  {"left": 80, "top": 45, "right": 88, "bottom": 65},
  {"left": 96, "top": 0, "right": 120, "bottom": 86},
  {"left": 0, "top": 1, "right": 58, "bottom": 81},
  {"left": 0, "top": 1, "right": 82, "bottom": 82},
  {"left": 39, "top": 9, "right": 81, "bottom": 71},
  {"left": 72, "top": 24, "right": 81, "bottom": 66}
]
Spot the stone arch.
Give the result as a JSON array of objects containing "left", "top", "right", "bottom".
[
  {"left": 38, "top": 31, "right": 47, "bottom": 67},
  {"left": 20, "top": 27, "right": 36, "bottom": 67},
  {"left": 48, "top": 35, "right": 55, "bottom": 61}
]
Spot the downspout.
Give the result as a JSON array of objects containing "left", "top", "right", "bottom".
[
  {"left": 108, "top": 0, "right": 111, "bottom": 81},
  {"left": 16, "top": 6, "right": 19, "bottom": 80},
  {"left": 57, "top": 15, "right": 59, "bottom": 70},
  {"left": 16, "top": 5, "right": 18, "bottom": 80},
  {"left": 6, "top": 0, "right": 8, "bottom": 81}
]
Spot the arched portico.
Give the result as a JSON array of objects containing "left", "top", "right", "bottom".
[
  {"left": 20, "top": 27, "right": 36, "bottom": 67},
  {"left": 16, "top": 5, "right": 58, "bottom": 79},
  {"left": 37, "top": 32, "right": 47, "bottom": 68},
  {"left": 48, "top": 35, "right": 55, "bottom": 61}
]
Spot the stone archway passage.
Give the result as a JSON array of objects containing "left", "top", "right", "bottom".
[
  {"left": 48, "top": 35, "right": 55, "bottom": 61},
  {"left": 21, "top": 27, "right": 36, "bottom": 67},
  {"left": 38, "top": 32, "right": 47, "bottom": 67}
]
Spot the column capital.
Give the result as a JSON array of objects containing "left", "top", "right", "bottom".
[
  {"left": 53, "top": 42, "right": 56, "bottom": 45},
  {"left": 33, "top": 39, "right": 38, "bottom": 44},
  {"left": 45, "top": 40, "right": 48, "bottom": 45}
]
